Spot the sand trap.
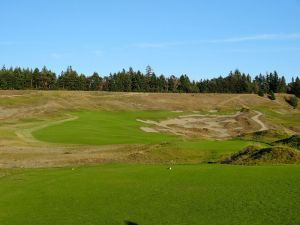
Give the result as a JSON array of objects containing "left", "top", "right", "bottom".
[
  {"left": 137, "top": 111, "right": 268, "bottom": 139},
  {"left": 140, "top": 127, "right": 158, "bottom": 133}
]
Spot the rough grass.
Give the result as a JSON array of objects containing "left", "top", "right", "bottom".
[
  {"left": 273, "top": 135, "right": 300, "bottom": 150},
  {"left": 121, "top": 139, "right": 267, "bottom": 164},
  {"left": 253, "top": 106, "right": 300, "bottom": 132},
  {"left": 238, "top": 129, "right": 289, "bottom": 143},
  {"left": 221, "top": 145, "right": 300, "bottom": 165},
  {"left": 0, "top": 164, "right": 300, "bottom": 225},
  {"left": 173, "top": 139, "right": 267, "bottom": 162}
]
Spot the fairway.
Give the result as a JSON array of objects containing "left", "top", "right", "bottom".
[
  {"left": 1, "top": 164, "right": 300, "bottom": 225},
  {"left": 33, "top": 110, "right": 179, "bottom": 145},
  {"left": 31, "top": 110, "right": 264, "bottom": 163},
  {"left": 2, "top": 1, "right": 300, "bottom": 224}
]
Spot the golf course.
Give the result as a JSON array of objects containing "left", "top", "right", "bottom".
[
  {"left": 2, "top": 1, "right": 300, "bottom": 224},
  {"left": 0, "top": 91, "right": 300, "bottom": 225}
]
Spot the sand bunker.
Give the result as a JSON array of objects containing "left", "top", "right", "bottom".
[{"left": 137, "top": 111, "right": 267, "bottom": 139}]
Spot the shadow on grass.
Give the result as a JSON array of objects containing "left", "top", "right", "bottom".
[{"left": 124, "top": 220, "right": 139, "bottom": 225}]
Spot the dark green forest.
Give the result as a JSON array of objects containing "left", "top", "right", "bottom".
[{"left": 0, "top": 65, "right": 299, "bottom": 97}]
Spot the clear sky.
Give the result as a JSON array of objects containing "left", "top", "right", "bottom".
[{"left": 1, "top": 0, "right": 300, "bottom": 80}]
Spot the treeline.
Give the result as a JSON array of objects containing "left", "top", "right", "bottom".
[{"left": 0, "top": 65, "right": 299, "bottom": 97}]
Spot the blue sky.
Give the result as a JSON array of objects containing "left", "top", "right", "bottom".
[{"left": 1, "top": 0, "right": 300, "bottom": 80}]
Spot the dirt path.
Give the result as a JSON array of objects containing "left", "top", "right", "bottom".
[
  {"left": 252, "top": 111, "right": 268, "bottom": 131},
  {"left": 15, "top": 114, "right": 79, "bottom": 144}
]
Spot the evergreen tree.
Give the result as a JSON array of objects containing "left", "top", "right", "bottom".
[
  {"left": 289, "top": 96, "right": 298, "bottom": 109},
  {"left": 258, "top": 89, "right": 264, "bottom": 97},
  {"left": 291, "top": 77, "right": 300, "bottom": 97},
  {"left": 269, "top": 91, "right": 276, "bottom": 100},
  {"left": 88, "top": 72, "right": 102, "bottom": 91},
  {"left": 0, "top": 65, "right": 294, "bottom": 94}
]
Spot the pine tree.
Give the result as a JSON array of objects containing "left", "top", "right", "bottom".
[
  {"left": 292, "top": 77, "right": 300, "bottom": 97},
  {"left": 289, "top": 96, "right": 298, "bottom": 109},
  {"left": 269, "top": 91, "right": 276, "bottom": 100},
  {"left": 258, "top": 89, "right": 264, "bottom": 97}
]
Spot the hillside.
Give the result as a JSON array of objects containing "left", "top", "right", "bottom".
[{"left": 0, "top": 91, "right": 299, "bottom": 168}]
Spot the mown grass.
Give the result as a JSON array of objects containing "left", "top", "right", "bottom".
[
  {"left": 33, "top": 110, "right": 181, "bottom": 145},
  {"left": 0, "top": 164, "right": 299, "bottom": 225},
  {"left": 32, "top": 110, "right": 266, "bottom": 159},
  {"left": 32, "top": 110, "right": 268, "bottom": 163}
]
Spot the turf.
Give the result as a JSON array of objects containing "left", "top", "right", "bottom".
[
  {"left": 31, "top": 110, "right": 267, "bottom": 163},
  {"left": 175, "top": 139, "right": 264, "bottom": 153},
  {"left": 1, "top": 92, "right": 300, "bottom": 225},
  {"left": 0, "top": 164, "right": 300, "bottom": 225},
  {"left": 33, "top": 110, "right": 180, "bottom": 145}
]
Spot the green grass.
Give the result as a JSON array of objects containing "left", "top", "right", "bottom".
[
  {"left": 33, "top": 110, "right": 266, "bottom": 149},
  {"left": 174, "top": 139, "right": 267, "bottom": 161},
  {"left": 253, "top": 106, "right": 300, "bottom": 128},
  {"left": 176, "top": 139, "right": 263, "bottom": 152},
  {"left": 33, "top": 110, "right": 180, "bottom": 145},
  {"left": 32, "top": 110, "right": 267, "bottom": 163},
  {"left": 0, "top": 164, "right": 300, "bottom": 225}
]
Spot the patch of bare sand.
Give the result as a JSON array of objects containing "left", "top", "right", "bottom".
[
  {"left": 140, "top": 127, "right": 158, "bottom": 133},
  {"left": 138, "top": 111, "right": 268, "bottom": 139}
]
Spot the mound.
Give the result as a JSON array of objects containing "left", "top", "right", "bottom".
[
  {"left": 238, "top": 129, "right": 289, "bottom": 143},
  {"left": 273, "top": 135, "right": 300, "bottom": 150},
  {"left": 221, "top": 145, "right": 300, "bottom": 165}
]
